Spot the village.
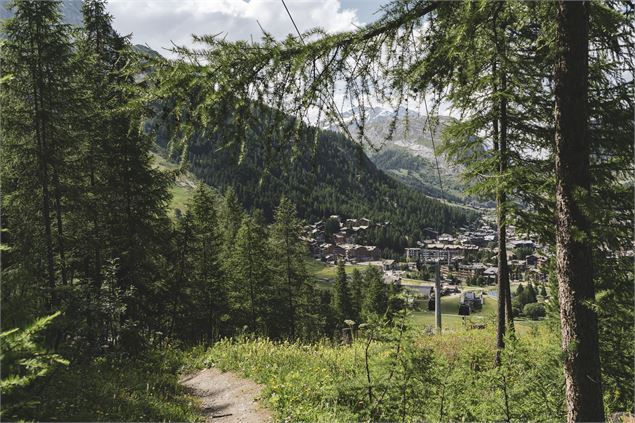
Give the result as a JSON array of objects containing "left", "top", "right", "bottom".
[{"left": 304, "top": 214, "right": 552, "bottom": 323}]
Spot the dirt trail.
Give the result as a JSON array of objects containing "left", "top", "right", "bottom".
[{"left": 180, "top": 368, "right": 272, "bottom": 423}]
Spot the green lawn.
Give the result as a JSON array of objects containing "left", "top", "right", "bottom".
[
  {"left": 151, "top": 152, "right": 196, "bottom": 218},
  {"left": 410, "top": 293, "right": 545, "bottom": 335},
  {"left": 308, "top": 261, "right": 378, "bottom": 280},
  {"left": 410, "top": 293, "right": 496, "bottom": 329},
  {"left": 169, "top": 184, "right": 193, "bottom": 216},
  {"left": 401, "top": 278, "right": 434, "bottom": 286}
]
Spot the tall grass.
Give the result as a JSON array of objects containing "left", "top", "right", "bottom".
[
  {"left": 6, "top": 349, "right": 200, "bottom": 422},
  {"left": 186, "top": 326, "right": 566, "bottom": 422}
]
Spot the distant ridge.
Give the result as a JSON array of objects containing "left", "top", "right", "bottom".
[{"left": 0, "top": 0, "right": 84, "bottom": 26}]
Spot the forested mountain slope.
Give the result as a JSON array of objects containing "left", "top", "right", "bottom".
[
  {"left": 156, "top": 128, "right": 478, "bottom": 252},
  {"left": 332, "top": 106, "right": 490, "bottom": 207},
  {"left": 370, "top": 147, "right": 488, "bottom": 206}
]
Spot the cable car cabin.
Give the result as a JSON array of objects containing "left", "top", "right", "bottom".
[
  {"left": 428, "top": 297, "right": 435, "bottom": 311},
  {"left": 458, "top": 303, "right": 471, "bottom": 316}
]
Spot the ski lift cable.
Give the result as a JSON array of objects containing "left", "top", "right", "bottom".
[
  {"left": 283, "top": 0, "right": 448, "bottom": 243},
  {"left": 405, "top": 18, "right": 447, "bottom": 238},
  {"left": 422, "top": 95, "right": 446, "bottom": 205},
  {"left": 280, "top": 0, "right": 357, "bottom": 145}
]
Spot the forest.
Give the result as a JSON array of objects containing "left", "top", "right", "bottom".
[
  {"left": 157, "top": 122, "right": 477, "bottom": 253},
  {"left": 1, "top": 0, "right": 633, "bottom": 422}
]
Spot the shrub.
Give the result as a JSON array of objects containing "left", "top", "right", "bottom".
[
  {"left": 523, "top": 303, "right": 546, "bottom": 320},
  {"left": 6, "top": 348, "right": 198, "bottom": 422},
  {"left": 1, "top": 312, "right": 68, "bottom": 418}
]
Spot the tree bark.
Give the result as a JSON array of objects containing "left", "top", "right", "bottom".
[
  {"left": 492, "top": 2, "right": 513, "bottom": 364},
  {"left": 492, "top": 65, "right": 505, "bottom": 365},
  {"left": 32, "top": 17, "right": 57, "bottom": 310},
  {"left": 51, "top": 163, "right": 68, "bottom": 286},
  {"left": 554, "top": 2, "right": 604, "bottom": 421},
  {"left": 499, "top": 70, "right": 514, "bottom": 334},
  {"left": 493, "top": 109, "right": 506, "bottom": 364}
]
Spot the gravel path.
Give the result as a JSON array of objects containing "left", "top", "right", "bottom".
[{"left": 180, "top": 368, "right": 272, "bottom": 423}]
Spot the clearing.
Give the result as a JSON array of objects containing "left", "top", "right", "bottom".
[{"left": 180, "top": 368, "right": 272, "bottom": 423}]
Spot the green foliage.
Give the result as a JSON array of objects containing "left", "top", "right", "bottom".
[
  {"left": 1, "top": 0, "right": 78, "bottom": 317},
  {"left": 5, "top": 349, "right": 198, "bottom": 422},
  {"left": 0, "top": 312, "right": 68, "bottom": 412},
  {"left": 219, "top": 187, "right": 244, "bottom": 259},
  {"left": 362, "top": 266, "right": 389, "bottom": 320},
  {"left": 350, "top": 269, "right": 364, "bottom": 322},
  {"left": 514, "top": 247, "right": 534, "bottom": 260},
  {"left": 523, "top": 303, "right": 546, "bottom": 320},
  {"left": 324, "top": 217, "right": 341, "bottom": 243},
  {"left": 333, "top": 260, "right": 353, "bottom": 323},
  {"left": 225, "top": 211, "right": 274, "bottom": 334},
  {"left": 186, "top": 326, "right": 566, "bottom": 422},
  {"left": 270, "top": 196, "right": 313, "bottom": 338},
  {"left": 166, "top": 184, "right": 229, "bottom": 342},
  {"left": 595, "top": 257, "right": 634, "bottom": 412},
  {"left": 1, "top": 0, "right": 173, "bottom": 352},
  {"left": 371, "top": 147, "right": 479, "bottom": 206},
  {"left": 155, "top": 127, "right": 477, "bottom": 253},
  {"left": 513, "top": 283, "right": 539, "bottom": 317}
]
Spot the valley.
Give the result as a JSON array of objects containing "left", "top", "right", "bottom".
[{"left": 2, "top": 0, "right": 631, "bottom": 422}]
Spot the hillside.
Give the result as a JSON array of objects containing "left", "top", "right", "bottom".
[
  {"left": 156, "top": 128, "right": 479, "bottom": 252},
  {"left": 370, "top": 147, "right": 495, "bottom": 208},
  {"left": 330, "top": 106, "right": 491, "bottom": 207}
]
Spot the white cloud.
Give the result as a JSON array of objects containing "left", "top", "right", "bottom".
[{"left": 106, "top": 0, "right": 361, "bottom": 56}]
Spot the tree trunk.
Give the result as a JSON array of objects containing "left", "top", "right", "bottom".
[
  {"left": 554, "top": 2, "right": 604, "bottom": 421},
  {"left": 286, "top": 230, "right": 296, "bottom": 339},
  {"left": 492, "top": 66, "right": 505, "bottom": 365},
  {"left": 51, "top": 163, "right": 68, "bottom": 286},
  {"left": 499, "top": 71, "right": 514, "bottom": 334},
  {"left": 492, "top": 3, "right": 513, "bottom": 363},
  {"left": 32, "top": 23, "right": 57, "bottom": 310}
]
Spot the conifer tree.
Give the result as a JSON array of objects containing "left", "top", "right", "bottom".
[
  {"left": 188, "top": 184, "right": 227, "bottom": 341},
  {"left": 219, "top": 187, "right": 244, "bottom": 259},
  {"left": 270, "top": 197, "right": 308, "bottom": 338},
  {"left": 553, "top": 2, "right": 603, "bottom": 419},
  {"left": 333, "top": 259, "right": 352, "bottom": 322},
  {"left": 75, "top": 0, "right": 173, "bottom": 348},
  {"left": 66, "top": 0, "right": 125, "bottom": 346},
  {"left": 1, "top": 0, "right": 76, "bottom": 316},
  {"left": 225, "top": 211, "right": 273, "bottom": 334},
  {"left": 167, "top": 209, "right": 195, "bottom": 339},
  {"left": 362, "top": 266, "right": 387, "bottom": 320},
  {"left": 349, "top": 268, "right": 364, "bottom": 322}
]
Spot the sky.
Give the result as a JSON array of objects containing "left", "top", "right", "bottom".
[
  {"left": 106, "top": 0, "right": 388, "bottom": 56},
  {"left": 103, "top": 0, "right": 453, "bottom": 117}
]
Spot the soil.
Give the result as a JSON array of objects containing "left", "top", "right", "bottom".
[{"left": 180, "top": 368, "right": 273, "bottom": 423}]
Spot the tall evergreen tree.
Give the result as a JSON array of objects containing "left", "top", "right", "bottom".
[
  {"left": 270, "top": 196, "right": 308, "bottom": 338},
  {"left": 188, "top": 184, "right": 227, "bottom": 341},
  {"left": 225, "top": 211, "right": 273, "bottom": 335},
  {"left": 219, "top": 187, "right": 244, "bottom": 259},
  {"left": 553, "top": 1, "right": 604, "bottom": 420},
  {"left": 333, "top": 259, "right": 352, "bottom": 323},
  {"left": 1, "top": 0, "right": 76, "bottom": 317},
  {"left": 419, "top": 1, "right": 555, "bottom": 357},
  {"left": 349, "top": 268, "right": 363, "bottom": 322},
  {"left": 362, "top": 266, "right": 388, "bottom": 320}
]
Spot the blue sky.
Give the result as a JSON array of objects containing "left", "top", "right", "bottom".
[{"left": 106, "top": 0, "right": 389, "bottom": 55}]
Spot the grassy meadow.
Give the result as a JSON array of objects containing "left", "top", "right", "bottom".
[
  {"left": 184, "top": 324, "right": 565, "bottom": 422},
  {"left": 151, "top": 151, "right": 196, "bottom": 217}
]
